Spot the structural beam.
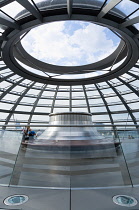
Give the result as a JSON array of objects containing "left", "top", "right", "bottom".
[
  {"left": 130, "top": 0, "right": 139, "bottom": 4},
  {"left": 121, "top": 16, "right": 139, "bottom": 28},
  {"left": 107, "top": 81, "right": 139, "bottom": 128},
  {"left": 28, "top": 84, "right": 46, "bottom": 124},
  {"left": 0, "top": 73, "right": 15, "bottom": 83},
  {"left": 67, "top": 0, "right": 73, "bottom": 17},
  {"left": 3, "top": 82, "right": 35, "bottom": 128},
  {"left": 98, "top": 0, "right": 122, "bottom": 19},
  {"left": 95, "top": 84, "right": 114, "bottom": 125},
  {"left": 128, "top": 71, "right": 139, "bottom": 80},
  {"left": 0, "top": 78, "right": 24, "bottom": 100},
  {"left": 83, "top": 85, "right": 91, "bottom": 113},
  {"left": 118, "top": 77, "right": 139, "bottom": 97},
  {"left": 69, "top": 86, "right": 72, "bottom": 112},
  {"left": 51, "top": 86, "right": 59, "bottom": 113},
  {"left": 0, "top": 16, "right": 20, "bottom": 29},
  {"left": 16, "top": 0, "right": 42, "bottom": 22},
  {"left": 0, "top": 66, "right": 8, "bottom": 71}
]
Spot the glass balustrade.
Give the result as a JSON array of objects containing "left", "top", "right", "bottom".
[{"left": 0, "top": 122, "right": 138, "bottom": 189}]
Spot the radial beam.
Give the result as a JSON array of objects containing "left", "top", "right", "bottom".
[
  {"left": 118, "top": 77, "right": 139, "bottom": 97},
  {"left": 128, "top": 71, "right": 139, "bottom": 80},
  {"left": 16, "top": 0, "right": 42, "bottom": 22},
  {"left": 130, "top": 0, "right": 139, "bottom": 4},
  {"left": 83, "top": 85, "right": 91, "bottom": 113},
  {"left": 121, "top": 16, "right": 139, "bottom": 28},
  {"left": 107, "top": 81, "right": 139, "bottom": 128},
  {"left": 0, "top": 16, "right": 20, "bottom": 29},
  {"left": 0, "top": 73, "right": 15, "bottom": 83},
  {"left": 97, "top": 0, "right": 122, "bottom": 19},
  {"left": 95, "top": 84, "right": 114, "bottom": 125},
  {"left": 3, "top": 82, "right": 35, "bottom": 128},
  {"left": 28, "top": 84, "right": 46, "bottom": 124},
  {"left": 0, "top": 78, "right": 24, "bottom": 100},
  {"left": 69, "top": 86, "right": 72, "bottom": 112},
  {"left": 51, "top": 86, "right": 59, "bottom": 113},
  {"left": 67, "top": 0, "right": 73, "bottom": 17},
  {"left": 95, "top": 84, "right": 118, "bottom": 138},
  {"left": 0, "top": 66, "right": 8, "bottom": 71}
]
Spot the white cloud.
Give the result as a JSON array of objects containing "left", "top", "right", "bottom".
[
  {"left": 1, "top": 1, "right": 25, "bottom": 18},
  {"left": 21, "top": 21, "right": 119, "bottom": 67},
  {"left": 118, "top": 0, "right": 139, "bottom": 18}
]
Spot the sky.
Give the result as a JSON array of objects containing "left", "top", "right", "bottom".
[
  {"left": 1, "top": 0, "right": 139, "bottom": 70},
  {"left": 21, "top": 21, "right": 120, "bottom": 67}
]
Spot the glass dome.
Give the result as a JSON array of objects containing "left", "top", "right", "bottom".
[
  {"left": 0, "top": 0, "right": 138, "bottom": 209},
  {"left": 0, "top": 0, "right": 138, "bottom": 127}
]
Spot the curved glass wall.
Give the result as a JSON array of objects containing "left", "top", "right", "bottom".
[{"left": 0, "top": 69, "right": 139, "bottom": 128}]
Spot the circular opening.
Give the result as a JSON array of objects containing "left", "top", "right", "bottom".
[
  {"left": 4, "top": 195, "right": 28, "bottom": 206},
  {"left": 113, "top": 195, "right": 138, "bottom": 207},
  {"left": 21, "top": 21, "right": 120, "bottom": 67}
]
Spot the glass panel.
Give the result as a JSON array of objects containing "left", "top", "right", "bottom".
[
  {"left": 72, "top": 107, "right": 88, "bottom": 112},
  {"left": 109, "top": 104, "right": 125, "bottom": 112},
  {"left": 0, "top": 102, "right": 13, "bottom": 110},
  {"left": 54, "top": 107, "right": 70, "bottom": 112},
  {"left": 2, "top": 94, "right": 18, "bottom": 102},
  {"left": 9, "top": 115, "right": 71, "bottom": 188},
  {"left": 73, "top": 0, "right": 104, "bottom": 8},
  {"left": 1, "top": 118, "right": 139, "bottom": 190},
  {"left": 91, "top": 106, "right": 107, "bottom": 113},
  {"left": 34, "top": 107, "right": 51, "bottom": 113},
  {"left": 115, "top": 0, "right": 139, "bottom": 17},
  {"left": 70, "top": 123, "right": 132, "bottom": 188},
  {"left": 118, "top": 115, "right": 139, "bottom": 186},
  {"left": 15, "top": 105, "right": 33, "bottom": 112},
  {"left": 1, "top": 1, "right": 27, "bottom": 19},
  {"left": 33, "top": 0, "right": 67, "bottom": 10},
  {"left": 0, "top": 130, "right": 22, "bottom": 185},
  {"left": 93, "top": 114, "right": 111, "bottom": 123},
  {"left": 72, "top": 100, "right": 86, "bottom": 106},
  {"left": 31, "top": 115, "right": 49, "bottom": 122},
  {"left": 38, "top": 99, "right": 53, "bottom": 105},
  {"left": 134, "top": 23, "right": 139, "bottom": 30}
]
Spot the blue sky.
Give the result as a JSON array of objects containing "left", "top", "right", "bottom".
[
  {"left": 21, "top": 21, "right": 120, "bottom": 67},
  {"left": 1, "top": 0, "right": 139, "bottom": 76}
]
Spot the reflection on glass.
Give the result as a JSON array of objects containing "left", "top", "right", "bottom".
[
  {"left": 1, "top": 2, "right": 26, "bottom": 19},
  {"left": 7, "top": 112, "right": 133, "bottom": 188},
  {"left": 115, "top": 0, "right": 139, "bottom": 16},
  {"left": 0, "top": 130, "right": 22, "bottom": 185},
  {"left": 120, "top": 128, "right": 139, "bottom": 186},
  {"left": 1, "top": 112, "right": 139, "bottom": 188}
]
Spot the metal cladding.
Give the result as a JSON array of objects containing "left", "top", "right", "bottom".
[
  {"left": 38, "top": 112, "right": 104, "bottom": 141},
  {"left": 22, "top": 112, "right": 120, "bottom": 151},
  {"left": 15, "top": 0, "right": 126, "bottom": 20}
]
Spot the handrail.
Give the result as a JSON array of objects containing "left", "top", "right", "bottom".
[{"left": 1, "top": 124, "right": 139, "bottom": 127}]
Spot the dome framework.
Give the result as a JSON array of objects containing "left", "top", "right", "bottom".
[
  {"left": 0, "top": 1, "right": 138, "bottom": 210},
  {"left": 0, "top": 0, "right": 138, "bottom": 129},
  {"left": 1, "top": 0, "right": 139, "bottom": 85}
]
